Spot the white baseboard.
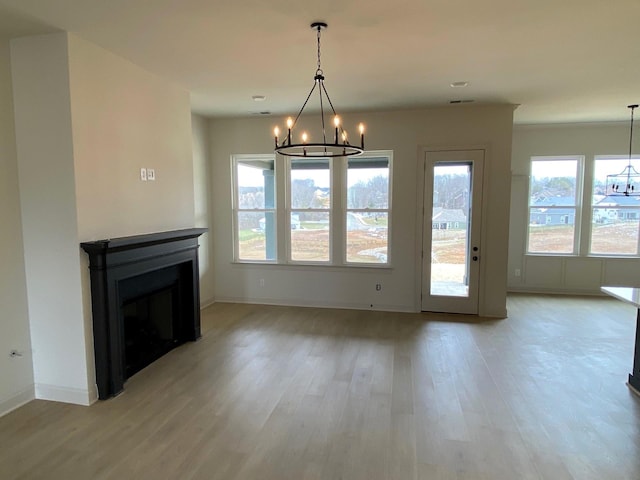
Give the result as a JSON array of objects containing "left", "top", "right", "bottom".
[
  {"left": 200, "top": 297, "right": 216, "bottom": 309},
  {"left": 35, "top": 383, "right": 94, "bottom": 406},
  {"left": 507, "top": 287, "right": 604, "bottom": 296},
  {"left": 0, "top": 385, "right": 35, "bottom": 417},
  {"left": 214, "top": 295, "right": 415, "bottom": 313}
]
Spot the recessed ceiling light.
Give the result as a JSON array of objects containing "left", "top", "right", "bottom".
[
  {"left": 252, "top": 95, "right": 266, "bottom": 102},
  {"left": 449, "top": 99, "right": 475, "bottom": 104},
  {"left": 450, "top": 81, "right": 469, "bottom": 88}
]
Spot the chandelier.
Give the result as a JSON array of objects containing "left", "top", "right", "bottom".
[
  {"left": 273, "top": 22, "right": 365, "bottom": 158},
  {"left": 606, "top": 104, "right": 640, "bottom": 196}
]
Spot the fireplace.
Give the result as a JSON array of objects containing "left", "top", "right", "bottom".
[{"left": 81, "top": 228, "right": 207, "bottom": 399}]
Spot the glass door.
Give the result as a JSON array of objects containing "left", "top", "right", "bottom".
[{"left": 421, "top": 150, "right": 484, "bottom": 314}]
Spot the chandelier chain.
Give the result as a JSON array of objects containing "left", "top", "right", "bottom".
[
  {"left": 316, "top": 25, "right": 322, "bottom": 75},
  {"left": 629, "top": 105, "right": 636, "bottom": 163}
]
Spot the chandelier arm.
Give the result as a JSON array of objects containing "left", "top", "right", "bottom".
[
  {"left": 625, "top": 105, "right": 638, "bottom": 193},
  {"left": 320, "top": 82, "right": 340, "bottom": 144},
  {"left": 318, "top": 79, "right": 328, "bottom": 147},
  {"left": 320, "top": 81, "right": 338, "bottom": 117},
  {"left": 291, "top": 81, "right": 319, "bottom": 131}
]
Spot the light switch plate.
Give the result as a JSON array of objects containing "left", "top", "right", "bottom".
[
  {"left": 147, "top": 168, "right": 156, "bottom": 181},
  {"left": 140, "top": 168, "right": 147, "bottom": 181}
]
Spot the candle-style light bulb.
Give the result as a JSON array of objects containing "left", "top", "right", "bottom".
[
  {"left": 302, "top": 132, "right": 308, "bottom": 144},
  {"left": 286, "top": 117, "right": 293, "bottom": 145},
  {"left": 334, "top": 116, "right": 340, "bottom": 144},
  {"left": 359, "top": 123, "right": 365, "bottom": 150},
  {"left": 341, "top": 131, "right": 347, "bottom": 145},
  {"left": 274, "top": 126, "right": 280, "bottom": 148}
]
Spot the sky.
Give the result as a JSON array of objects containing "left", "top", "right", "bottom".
[
  {"left": 532, "top": 155, "right": 640, "bottom": 182},
  {"left": 238, "top": 163, "right": 388, "bottom": 189}
]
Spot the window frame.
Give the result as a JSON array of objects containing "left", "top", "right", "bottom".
[
  {"left": 344, "top": 154, "right": 392, "bottom": 266},
  {"left": 231, "top": 151, "right": 393, "bottom": 267},
  {"left": 526, "top": 155, "right": 584, "bottom": 256},
  {"left": 589, "top": 155, "right": 640, "bottom": 256},
  {"left": 232, "top": 154, "right": 277, "bottom": 264},
  {"left": 524, "top": 153, "right": 640, "bottom": 259},
  {"left": 286, "top": 157, "right": 333, "bottom": 264}
]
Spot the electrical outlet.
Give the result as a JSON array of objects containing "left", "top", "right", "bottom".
[
  {"left": 375, "top": 283, "right": 382, "bottom": 291},
  {"left": 147, "top": 168, "right": 156, "bottom": 181},
  {"left": 515, "top": 269, "right": 521, "bottom": 277},
  {"left": 140, "top": 168, "right": 147, "bottom": 181}
]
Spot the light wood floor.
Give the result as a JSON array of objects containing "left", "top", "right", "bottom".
[{"left": 1, "top": 294, "right": 639, "bottom": 479}]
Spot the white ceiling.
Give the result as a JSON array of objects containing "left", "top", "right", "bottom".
[{"left": 0, "top": 0, "right": 638, "bottom": 124}]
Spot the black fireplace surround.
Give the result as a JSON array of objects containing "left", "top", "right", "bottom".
[{"left": 81, "top": 228, "right": 207, "bottom": 399}]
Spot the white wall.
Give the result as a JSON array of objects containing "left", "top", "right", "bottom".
[
  {"left": 0, "top": 38, "right": 34, "bottom": 416},
  {"left": 509, "top": 122, "right": 640, "bottom": 293},
  {"left": 68, "top": 35, "right": 195, "bottom": 240},
  {"left": 209, "top": 105, "right": 514, "bottom": 317},
  {"left": 192, "top": 114, "right": 214, "bottom": 306},
  {"left": 10, "top": 32, "right": 196, "bottom": 406},
  {"left": 11, "top": 33, "right": 90, "bottom": 405}
]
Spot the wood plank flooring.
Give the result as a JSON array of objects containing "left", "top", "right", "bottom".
[{"left": 1, "top": 294, "right": 639, "bottom": 479}]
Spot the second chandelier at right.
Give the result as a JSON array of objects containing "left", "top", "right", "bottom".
[{"left": 606, "top": 104, "right": 640, "bottom": 196}]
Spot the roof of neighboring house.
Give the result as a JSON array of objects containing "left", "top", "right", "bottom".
[
  {"left": 530, "top": 208, "right": 574, "bottom": 216},
  {"left": 595, "top": 195, "right": 640, "bottom": 207},
  {"left": 432, "top": 208, "right": 466, "bottom": 223},
  {"left": 531, "top": 196, "right": 575, "bottom": 207}
]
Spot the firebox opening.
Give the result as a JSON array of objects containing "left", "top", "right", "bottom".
[{"left": 123, "top": 285, "right": 182, "bottom": 379}]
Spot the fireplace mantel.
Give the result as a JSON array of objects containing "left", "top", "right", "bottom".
[{"left": 81, "top": 228, "right": 207, "bottom": 399}]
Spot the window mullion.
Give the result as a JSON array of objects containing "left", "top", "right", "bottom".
[
  {"left": 275, "top": 155, "right": 287, "bottom": 262},
  {"left": 577, "top": 155, "right": 589, "bottom": 256},
  {"left": 333, "top": 157, "right": 345, "bottom": 265}
]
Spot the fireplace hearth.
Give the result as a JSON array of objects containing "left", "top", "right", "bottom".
[{"left": 81, "top": 228, "right": 207, "bottom": 399}]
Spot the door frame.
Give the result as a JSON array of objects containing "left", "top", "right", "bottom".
[{"left": 415, "top": 145, "right": 491, "bottom": 314}]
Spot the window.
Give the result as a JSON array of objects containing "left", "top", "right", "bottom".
[
  {"left": 527, "top": 156, "right": 581, "bottom": 254},
  {"left": 590, "top": 156, "right": 640, "bottom": 255},
  {"left": 289, "top": 159, "right": 331, "bottom": 262},
  {"left": 233, "top": 156, "right": 276, "bottom": 262},
  {"left": 346, "top": 157, "right": 390, "bottom": 263},
  {"left": 232, "top": 151, "right": 392, "bottom": 266}
]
